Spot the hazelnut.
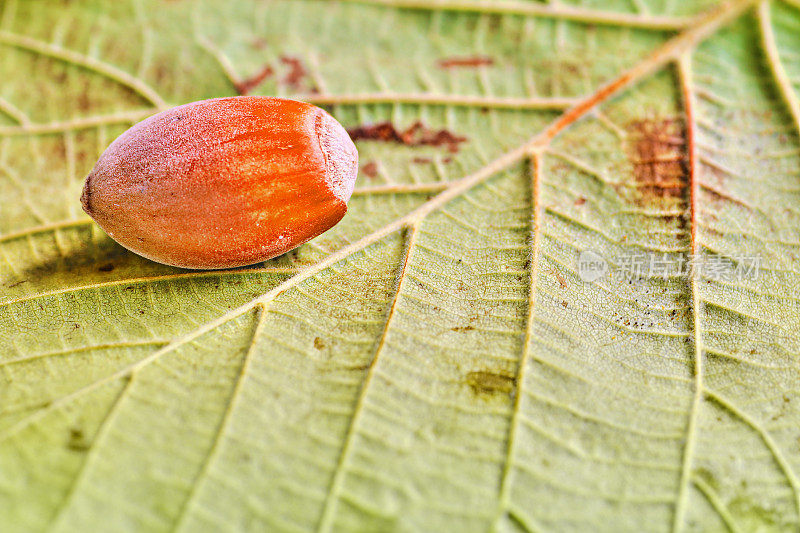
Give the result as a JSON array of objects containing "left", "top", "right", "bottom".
[{"left": 80, "top": 96, "right": 358, "bottom": 269}]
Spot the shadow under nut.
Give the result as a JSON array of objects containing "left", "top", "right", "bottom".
[{"left": 81, "top": 96, "right": 359, "bottom": 269}]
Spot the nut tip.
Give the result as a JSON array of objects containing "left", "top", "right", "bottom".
[{"left": 316, "top": 110, "right": 358, "bottom": 204}]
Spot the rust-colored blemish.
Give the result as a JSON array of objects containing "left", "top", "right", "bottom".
[
  {"left": 437, "top": 56, "right": 494, "bottom": 69},
  {"left": 547, "top": 269, "right": 568, "bottom": 289},
  {"left": 67, "top": 427, "right": 89, "bottom": 452},
  {"left": 361, "top": 161, "right": 379, "bottom": 178},
  {"left": 280, "top": 56, "right": 308, "bottom": 90},
  {"left": 234, "top": 65, "right": 273, "bottom": 95},
  {"left": 347, "top": 121, "right": 467, "bottom": 153},
  {"left": 465, "top": 370, "right": 516, "bottom": 396},
  {"left": 625, "top": 117, "right": 688, "bottom": 205}
]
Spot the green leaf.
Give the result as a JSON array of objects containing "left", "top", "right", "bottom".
[{"left": 2, "top": 0, "right": 800, "bottom": 531}]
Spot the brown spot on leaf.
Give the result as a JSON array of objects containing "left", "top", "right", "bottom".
[
  {"left": 67, "top": 427, "right": 89, "bottom": 451},
  {"left": 348, "top": 122, "right": 399, "bottom": 143},
  {"left": 466, "top": 370, "right": 516, "bottom": 395},
  {"left": 412, "top": 157, "right": 432, "bottom": 164},
  {"left": 574, "top": 197, "right": 586, "bottom": 207},
  {"left": 234, "top": 65, "right": 273, "bottom": 95},
  {"left": 626, "top": 118, "right": 688, "bottom": 206},
  {"left": 280, "top": 56, "right": 308, "bottom": 90},
  {"left": 437, "top": 56, "right": 494, "bottom": 69},
  {"left": 314, "top": 337, "right": 325, "bottom": 350},
  {"left": 76, "top": 79, "right": 93, "bottom": 112},
  {"left": 361, "top": 161, "right": 379, "bottom": 178},
  {"left": 98, "top": 263, "right": 114, "bottom": 272},
  {"left": 347, "top": 121, "right": 467, "bottom": 153},
  {"left": 547, "top": 269, "right": 568, "bottom": 289},
  {"left": 451, "top": 325, "right": 475, "bottom": 332}
]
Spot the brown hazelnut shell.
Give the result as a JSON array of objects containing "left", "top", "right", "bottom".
[{"left": 81, "top": 96, "right": 358, "bottom": 269}]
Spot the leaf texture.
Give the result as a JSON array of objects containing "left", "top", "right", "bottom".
[{"left": 2, "top": 0, "right": 800, "bottom": 531}]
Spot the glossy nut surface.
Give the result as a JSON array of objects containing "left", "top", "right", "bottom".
[{"left": 81, "top": 96, "right": 358, "bottom": 269}]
